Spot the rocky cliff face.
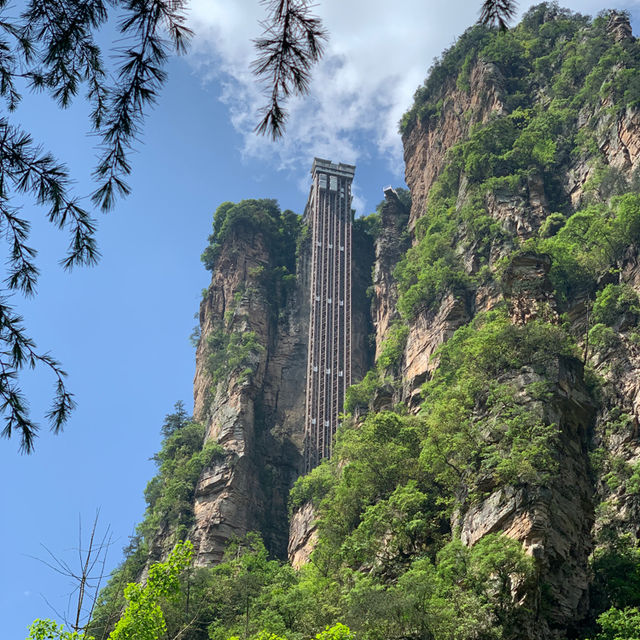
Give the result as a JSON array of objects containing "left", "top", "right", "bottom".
[
  {"left": 155, "top": 6, "right": 640, "bottom": 637},
  {"left": 402, "top": 59, "right": 505, "bottom": 233},
  {"left": 192, "top": 215, "right": 374, "bottom": 564},
  {"left": 363, "top": 8, "right": 640, "bottom": 637},
  {"left": 191, "top": 224, "right": 307, "bottom": 564}
]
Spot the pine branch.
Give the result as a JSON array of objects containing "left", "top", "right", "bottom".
[
  {"left": 0, "top": 202, "right": 39, "bottom": 295},
  {"left": 0, "top": 119, "right": 100, "bottom": 269},
  {"left": 0, "top": 1, "right": 194, "bottom": 451},
  {"left": 252, "top": 0, "right": 327, "bottom": 139},
  {"left": 0, "top": 299, "right": 75, "bottom": 452},
  {"left": 479, "top": 0, "right": 518, "bottom": 31},
  {"left": 92, "top": 0, "right": 192, "bottom": 211},
  {"left": 21, "top": 0, "right": 109, "bottom": 123}
]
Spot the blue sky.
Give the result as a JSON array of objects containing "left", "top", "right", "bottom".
[{"left": 1, "top": 1, "right": 639, "bottom": 637}]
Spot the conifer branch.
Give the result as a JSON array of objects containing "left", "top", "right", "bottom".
[
  {"left": 92, "top": 0, "right": 193, "bottom": 211},
  {"left": 252, "top": 0, "right": 327, "bottom": 139},
  {"left": 0, "top": 300, "right": 75, "bottom": 452},
  {"left": 479, "top": 0, "right": 518, "bottom": 31}
]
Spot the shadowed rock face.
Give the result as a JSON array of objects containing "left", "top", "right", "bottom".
[
  {"left": 502, "top": 252, "right": 558, "bottom": 325},
  {"left": 372, "top": 188, "right": 410, "bottom": 359}
]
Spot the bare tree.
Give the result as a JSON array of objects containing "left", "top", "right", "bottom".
[{"left": 31, "top": 511, "right": 112, "bottom": 634}]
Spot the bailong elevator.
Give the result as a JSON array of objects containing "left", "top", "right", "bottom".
[{"left": 303, "top": 158, "right": 355, "bottom": 472}]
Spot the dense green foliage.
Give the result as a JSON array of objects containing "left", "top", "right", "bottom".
[
  {"left": 592, "top": 607, "right": 640, "bottom": 640},
  {"left": 27, "top": 619, "right": 90, "bottom": 640},
  {"left": 206, "top": 329, "right": 265, "bottom": 386},
  {"left": 338, "top": 309, "right": 573, "bottom": 549},
  {"left": 591, "top": 535, "right": 640, "bottom": 614},
  {"left": 401, "top": 5, "right": 640, "bottom": 136},
  {"left": 396, "top": 4, "right": 640, "bottom": 319},
  {"left": 89, "top": 530, "right": 535, "bottom": 640},
  {"left": 592, "top": 284, "right": 640, "bottom": 328},
  {"left": 109, "top": 542, "right": 193, "bottom": 640},
  {"left": 201, "top": 200, "right": 300, "bottom": 274},
  {"left": 537, "top": 195, "right": 640, "bottom": 300},
  {"left": 420, "top": 310, "right": 570, "bottom": 494}
]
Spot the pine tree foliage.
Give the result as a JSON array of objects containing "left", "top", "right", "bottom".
[
  {"left": 0, "top": 0, "right": 191, "bottom": 451},
  {"left": 252, "top": 0, "right": 328, "bottom": 139},
  {"left": 479, "top": 0, "right": 518, "bottom": 31}
]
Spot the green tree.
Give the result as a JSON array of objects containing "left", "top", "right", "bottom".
[
  {"left": 108, "top": 540, "right": 192, "bottom": 640},
  {"left": 27, "top": 619, "right": 93, "bottom": 640},
  {"left": 30, "top": 541, "right": 192, "bottom": 640},
  {"left": 314, "top": 624, "right": 356, "bottom": 640},
  {"left": 161, "top": 401, "right": 191, "bottom": 438},
  {"left": 594, "top": 607, "right": 640, "bottom": 640}
]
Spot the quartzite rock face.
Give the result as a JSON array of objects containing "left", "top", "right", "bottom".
[
  {"left": 457, "top": 358, "right": 596, "bottom": 637},
  {"left": 370, "top": 15, "right": 640, "bottom": 636},
  {"left": 288, "top": 501, "right": 318, "bottom": 569},
  {"left": 403, "top": 59, "right": 505, "bottom": 232},
  {"left": 372, "top": 188, "right": 410, "bottom": 358},
  {"left": 192, "top": 223, "right": 374, "bottom": 565},
  {"left": 191, "top": 226, "right": 308, "bottom": 564}
]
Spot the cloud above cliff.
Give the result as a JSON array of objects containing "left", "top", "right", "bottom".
[{"left": 187, "top": 0, "right": 640, "bottom": 178}]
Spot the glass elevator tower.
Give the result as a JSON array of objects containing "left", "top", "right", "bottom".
[{"left": 303, "top": 158, "right": 355, "bottom": 471}]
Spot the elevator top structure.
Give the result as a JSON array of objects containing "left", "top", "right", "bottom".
[
  {"left": 312, "top": 157, "right": 356, "bottom": 180},
  {"left": 303, "top": 158, "right": 355, "bottom": 472},
  {"left": 303, "top": 159, "right": 356, "bottom": 220}
]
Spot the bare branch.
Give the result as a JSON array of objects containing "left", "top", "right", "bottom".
[{"left": 32, "top": 511, "right": 113, "bottom": 634}]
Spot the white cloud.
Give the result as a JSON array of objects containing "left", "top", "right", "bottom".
[{"left": 187, "top": 0, "right": 640, "bottom": 182}]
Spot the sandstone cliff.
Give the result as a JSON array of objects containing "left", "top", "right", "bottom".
[
  {"left": 191, "top": 205, "right": 374, "bottom": 564},
  {"left": 357, "top": 7, "right": 640, "bottom": 637}
]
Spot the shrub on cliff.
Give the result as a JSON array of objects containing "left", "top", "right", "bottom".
[
  {"left": 201, "top": 200, "right": 300, "bottom": 273},
  {"left": 593, "top": 284, "right": 640, "bottom": 329}
]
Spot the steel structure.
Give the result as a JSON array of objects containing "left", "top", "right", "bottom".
[{"left": 303, "top": 158, "right": 355, "bottom": 472}]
